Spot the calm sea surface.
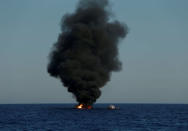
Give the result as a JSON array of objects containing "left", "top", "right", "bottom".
[{"left": 0, "top": 104, "right": 188, "bottom": 131}]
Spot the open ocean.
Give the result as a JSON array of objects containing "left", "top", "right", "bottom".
[{"left": 0, "top": 104, "right": 188, "bottom": 131}]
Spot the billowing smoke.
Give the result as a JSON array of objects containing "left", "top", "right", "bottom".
[{"left": 47, "top": 0, "right": 128, "bottom": 105}]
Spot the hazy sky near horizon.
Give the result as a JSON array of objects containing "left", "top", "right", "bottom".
[{"left": 0, "top": 0, "right": 188, "bottom": 104}]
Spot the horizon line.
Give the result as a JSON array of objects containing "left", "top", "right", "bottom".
[{"left": 0, "top": 102, "right": 188, "bottom": 105}]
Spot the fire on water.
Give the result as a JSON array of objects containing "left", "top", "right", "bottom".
[{"left": 76, "top": 104, "right": 92, "bottom": 109}]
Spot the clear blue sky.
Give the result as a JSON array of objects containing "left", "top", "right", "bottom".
[{"left": 0, "top": 0, "right": 188, "bottom": 104}]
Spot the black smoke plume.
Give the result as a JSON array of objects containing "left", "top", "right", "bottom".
[{"left": 48, "top": 0, "right": 128, "bottom": 105}]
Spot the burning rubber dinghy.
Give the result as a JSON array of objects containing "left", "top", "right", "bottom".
[
  {"left": 76, "top": 104, "right": 92, "bottom": 109},
  {"left": 75, "top": 104, "right": 119, "bottom": 110}
]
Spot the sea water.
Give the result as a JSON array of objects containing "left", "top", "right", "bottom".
[{"left": 0, "top": 104, "right": 188, "bottom": 131}]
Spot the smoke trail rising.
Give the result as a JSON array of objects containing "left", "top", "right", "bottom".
[{"left": 48, "top": 0, "right": 128, "bottom": 105}]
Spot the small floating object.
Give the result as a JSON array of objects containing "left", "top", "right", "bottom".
[{"left": 108, "top": 104, "right": 119, "bottom": 110}]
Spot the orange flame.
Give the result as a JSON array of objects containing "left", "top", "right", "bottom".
[
  {"left": 76, "top": 104, "right": 92, "bottom": 109},
  {"left": 77, "top": 104, "right": 84, "bottom": 109}
]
